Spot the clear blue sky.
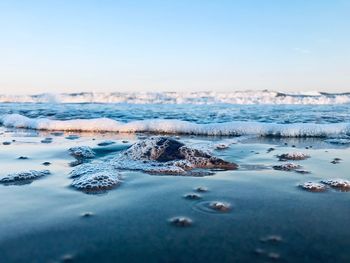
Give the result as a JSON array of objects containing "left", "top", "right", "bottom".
[{"left": 0, "top": 0, "right": 349, "bottom": 94}]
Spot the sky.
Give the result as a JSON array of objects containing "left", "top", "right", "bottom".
[{"left": 0, "top": 0, "right": 349, "bottom": 94}]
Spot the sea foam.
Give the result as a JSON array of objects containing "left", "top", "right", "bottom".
[
  {"left": 1, "top": 114, "right": 350, "bottom": 137},
  {"left": 1, "top": 91, "right": 350, "bottom": 104}
]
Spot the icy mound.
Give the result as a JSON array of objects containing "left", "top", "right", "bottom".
[
  {"left": 1, "top": 90, "right": 350, "bottom": 104},
  {"left": 69, "top": 146, "right": 95, "bottom": 159},
  {"left": 112, "top": 136, "right": 237, "bottom": 175},
  {"left": 321, "top": 179, "right": 350, "bottom": 190},
  {"left": 278, "top": 152, "right": 310, "bottom": 161},
  {"left": 2, "top": 114, "right": 350, "bottom": 137},
  {"left": 70, "top": 163, "right": 120, "bottom": 192},
  {"left": 299, "top": 182, "right": 326, "bottom": 192},
  {"left": 0, "top": 170, "right": 50, "bottom": 184}
]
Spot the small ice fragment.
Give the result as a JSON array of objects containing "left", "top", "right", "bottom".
[
  {"left": 42, "top": 161, "right": 51, "bottom": 166},
  {"left": 2, "top": 141, "right": 11, "bottom": 145},
  {"left": 18, "top": 156, "right": 29, "bottom": 160}
]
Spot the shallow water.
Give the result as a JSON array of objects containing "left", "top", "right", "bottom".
[
  {"left": 1, "top": 103, "right": 350, "bottom": 124},
  {"left": 0, "top": 126, "right": 350, "bottom": 263}
]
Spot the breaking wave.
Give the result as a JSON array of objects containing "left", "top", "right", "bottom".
[
  {"left": 1, "top": 114, "right": 350, "bottom": 137},
  {"left": 1, "top": 90, "right": 350, "bottom": 104}
]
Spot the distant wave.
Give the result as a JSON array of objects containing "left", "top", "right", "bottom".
[
  {"left": 1, "top": 90, "right": 350, "bottom": 104},
  {"left": 1, "top": 114, "right": 349, "bottom": 137}
]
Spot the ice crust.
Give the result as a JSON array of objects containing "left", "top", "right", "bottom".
[{"left": 2, "top": 114, "right": 350, "bottom": 137}]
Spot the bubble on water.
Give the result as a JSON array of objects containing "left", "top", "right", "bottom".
[
  {"left": 169, "top": 216, "right": 192, "bottom": 227},
  {"left": 193, "top": 201, "right": 232, "bottom": 214},
  {"left": 299, "top": 182, "right": 326, "bottom": 192},
  {"left": 81, "top": 212, "right": 94, "bottom": 217},
  {"left": 331, "top": 158, "right": 342, "bottom": 164},
  {"left": 61, "top": 254, "right": 75, "bottom": 262},
  {"left": 97, "top": 140, "right": 115, "bottom": 146},
  {"left": 184, "top": 193, "right": 201, "bottom": 200},
  {"left": 70, "top": 163, "right": 121, "bottom": 193},
  {"left": 254, "top": 248, "right": 265, "bottom": 255},
  {"left": 321, "top": 179, "right": 350, "bottom": 191},
  {"left": 267, "top": 147, "right": 275, "bottom": 153},
  {"left": 267, "top": 252, "right": 280, "bottom": 260},
  {"left": 51, "top": 132, "right": 64, "bottom": 136},
  {"left": 41, "top": 137, "right": 53, "bottom": 143},
  {"left": 278, "top": 152, "right": 309, "bottom": 161},
  {"left": 209, "top": 201, "right": 231, "bottom": 212},
  {"left": 66, "top": 134, "right": 80, "bottom": 140},
  {"left": 260, "top": 235, "right": 283, "bottom": 243},
  {"left": 273, "top": 163, "right": 301, "bottom": 171},
  {"left": 69, "top": 146, "right": 95, "bottom": 159},
  {"left": 195, "top": 186, "right": 208, "bottom": 192},
  {"left": 0, "top": 170, "right": 50, "bottom": 184}
]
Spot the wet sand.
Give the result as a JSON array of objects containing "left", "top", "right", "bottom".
[{"left": 1, "top": 127, "right": 350, "bottom": 263}]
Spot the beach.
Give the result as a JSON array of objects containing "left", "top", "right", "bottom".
[{"left": 1, "top": 103, "right": 350, "bottom": 263}]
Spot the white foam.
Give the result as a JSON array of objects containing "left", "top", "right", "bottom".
[
  {"left": 278, "top": 152, "right": 310, "bottom": 160},
  {"left": 321, "top": 179, "right": 350, "bottom": 189},
  {"left": 69, "top": 146, "right": 95, "bottom": 159},
  {"left": 1, "top": 91, "right": 350, "bottom": 104},
  {"left": 70, "top": 163, "right": 120, "bottom": 191},
  {"left": 299, "top": 182, "right": 326, "bottom": 192},
  {"left": 1, "top": 114, "right": 350, "bottom": 137},
  {"left": 0, "top": 170, "right": 50, "bottom": 183}
]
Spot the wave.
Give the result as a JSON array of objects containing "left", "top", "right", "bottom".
[
  {"left": 1, "top": 114, "right": 350, "bottom": 137},
  {"left": 1, "top": 90, "right": 350, "bottom": 104}
]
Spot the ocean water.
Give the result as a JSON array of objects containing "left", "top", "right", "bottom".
[
  {"left": 1, "top": 97, "right": 350, "bottom": 263},
  {"left": 1, "top": 103, "right": 350, "bottom": 137}
]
